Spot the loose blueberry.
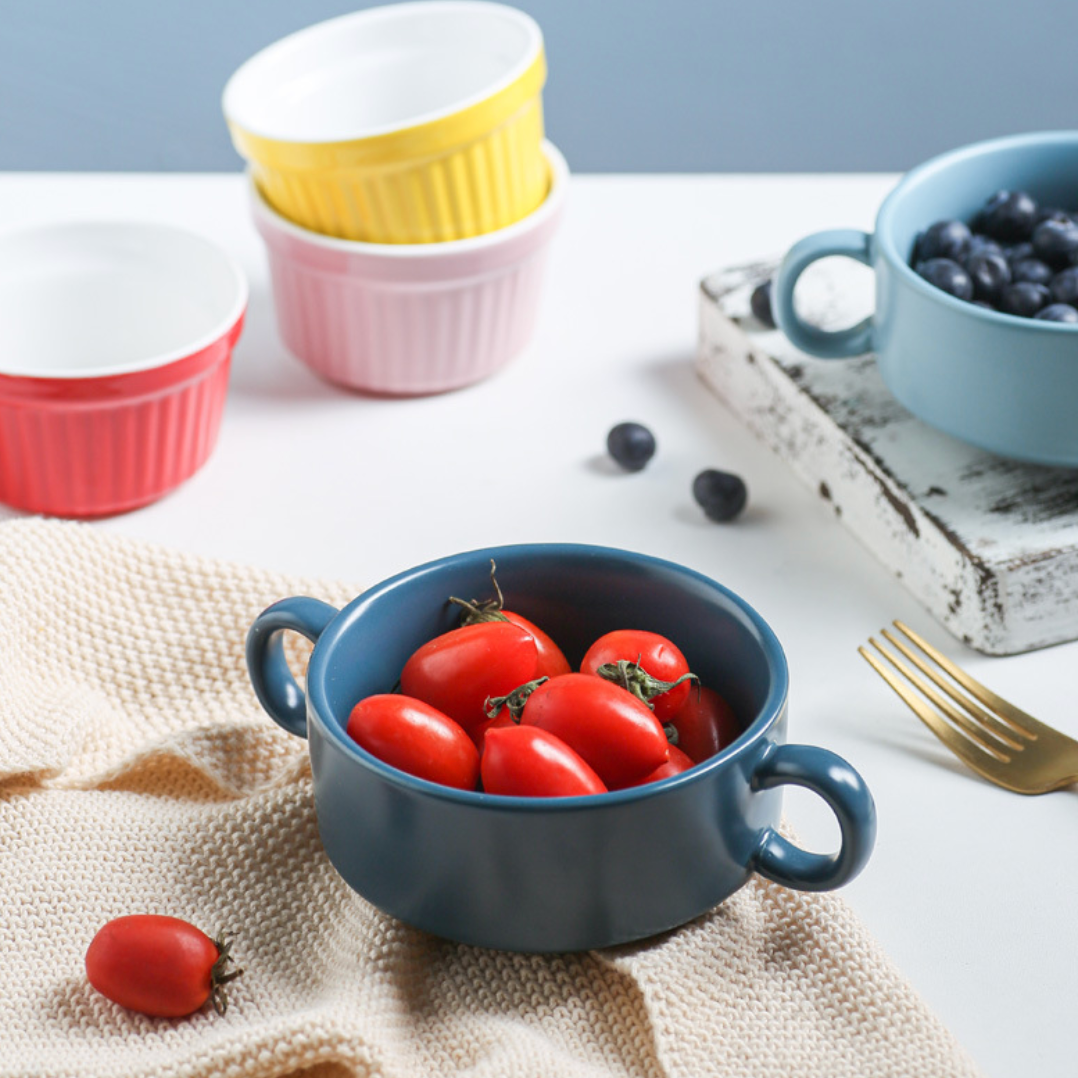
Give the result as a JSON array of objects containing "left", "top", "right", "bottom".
[
  {"left": 1011, "top": 258, "right": 1053, "bottom": 286},
  {"left": 916, "top": 220, "right": 971, "bottom": 263},
  {"left": 999, "top": 281, "right": 1051, "bottom": 318},
  {"left": 606, "top": 422, "right": 656, "bottom": 472},
  {"left": 1049, "top": 267, "right": 1078, "bottom": 306},
  {"left": 1032, "top": 218, "right": 1078, "bottom": 266},
  {"left": 692, "top": 469, "right": 748, "bottom": 523},
  {"left": 978, "top": 190, "right": 1038, "bottom": 242},
  {"left": 915, "top": 258, "right": 974, "bottom": 301},
  {"left": 965, "top": 251, "right": 1010, "bottom": 304},
  {"left": 750, "top": 280, "right": 775, "bottom": 328},
  {"left": 1034, "top": 303, "right": 1078, "bottom": 323}
]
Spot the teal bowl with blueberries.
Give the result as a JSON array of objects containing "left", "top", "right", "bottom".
[{"left": 773, "top": 131, "right": 1078, "bottom": 466}]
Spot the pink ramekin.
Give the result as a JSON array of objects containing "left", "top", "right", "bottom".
[
  {"left": 0, "top": 222, "right": 247, "bottom": 518},
  {"left": 251, "top": 140, "right": 567, "bottom": 395}
]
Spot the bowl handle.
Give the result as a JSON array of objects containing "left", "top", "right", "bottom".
[
  {"left": 748, "top": 743, "right": 877, "bottom": 891},
  {"left": 246, "top": 597, "right": 339, "bottom": 739},
  {"left": 772, "top": 229, "right": 875, "bottom": 358}
]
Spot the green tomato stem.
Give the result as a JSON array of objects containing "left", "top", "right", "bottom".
[
  {"left": 485, "top": 676, "right": 549, "bottom": 722},
  {"left": 595, "top": 659, "right": 699, "bottom": 709}
]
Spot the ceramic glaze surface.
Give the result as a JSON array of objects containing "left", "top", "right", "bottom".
[
  {"left": 247, "top": 545, "right": 876, "bottom": 952},
  {"left": 772, "top": 132, "right": 1078, "bottom": 465}
]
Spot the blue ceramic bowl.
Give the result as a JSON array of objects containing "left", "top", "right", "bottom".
[
  {"left": 773, "top": 131, "right": 1078, "bottom": 465},
  {"left": 247, "top": 544, "right": 876, "bottom": 952}
]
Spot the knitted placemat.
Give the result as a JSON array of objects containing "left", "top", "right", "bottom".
[{"left": 0, "top": 518, "right": 982, "bottom": 1078}]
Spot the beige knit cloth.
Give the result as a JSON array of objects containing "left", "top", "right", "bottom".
[{"left": 0, "top": 518, "right": 981, "bottom": 1078}]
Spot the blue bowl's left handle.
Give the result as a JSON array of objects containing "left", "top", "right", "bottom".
[
  {"left": 749, "top": 743, "right": 877, "bottom": 891},
  {"left": 772, "top": 229, "right": 875, "bottom": 358},
  {"left": 246, "top": 597, "right": 339, "bottom": 739}
]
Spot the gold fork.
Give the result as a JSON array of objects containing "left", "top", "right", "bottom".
[{"left": 859, "top": 620, "right": 1078, "bottom": 794}]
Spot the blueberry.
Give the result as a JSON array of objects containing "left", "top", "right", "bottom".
[
  {"left": 1011, "top": 258, "right": 1053, "bottom": 286},
  {"left": 1049, "top": 266, "right": 1078, "bottom": 306},
  {"left": 966, "top": 234, "right": 1005, "bottom": 260},
  {"left": 1034, "top": 303, "right": 1078, "bottom": 323},
  {"left": 606, "top": 422, "right": 656, "bottom": 472},
  {"left": 978, "top": 190, "right": 1038, "bottom": 241},
  {"left": 1005, "top": 241, "right": 1035, "bottom": 264},
  {"left": 915, "top": 258, "right": 974, "bottom": 301},
  {"left": 1032, "top": 218, "right": 1078, "bottom": 266},
  {"left": 916, "top": 219, "right": 971, "bottom": 262},
  {"left": 1000, "top": 281, "right": 1051, "bottom": 318},
  {"left": 692, "top": 469, "right": 748, "bottom": 522},
  {"left": 965, "top": 251, "right": 1010, "bottom": 304},
  {"left": 750, "top": 280, "right": 775, "bottom": 328},
  {"left": 1036, "top": 206, "right": 1074, "bottom": 226}
]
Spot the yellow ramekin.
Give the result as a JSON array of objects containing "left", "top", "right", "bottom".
[{"left": 223, "top": 2, "right": 548, "bottom": 244}]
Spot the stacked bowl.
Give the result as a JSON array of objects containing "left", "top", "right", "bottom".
[{"left": 224, "top": 1, "right": 566, "bottom": 395}]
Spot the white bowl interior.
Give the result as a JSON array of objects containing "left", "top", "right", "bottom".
[
  {"left": 0, "top": 223, "right": 246, "bottom": 378},
  {"left": 224, "top": 2, "right": 541, "bottom": 143}
]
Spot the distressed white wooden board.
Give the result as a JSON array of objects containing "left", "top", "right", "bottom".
[{"left": 696, "top": 258, "right": 1078, "bottom": 656}]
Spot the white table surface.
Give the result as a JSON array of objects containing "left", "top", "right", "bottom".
[{"left": 3, "top": 171, "right": 1075, "bottom": 1078}]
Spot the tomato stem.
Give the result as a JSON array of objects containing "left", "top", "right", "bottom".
[
  {"left": 485, "top": 676, "right": 549, "bottom": 722},
  {"left": 449, "top": 559, "right": 510, "bottom": 625},
  {"left": 595, "top": 659, "right": 699, "bottom": 709},
  {"left": 209, "top": 933, "right": 243, "bottom": 1016},
  {"left": 663, "top": 723, "right": 679, "bottom": 745}
]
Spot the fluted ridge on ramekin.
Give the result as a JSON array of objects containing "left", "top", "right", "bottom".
[
  {"left": 268, "top": 248, "right": 551, "bottom": 396},
  {"left": 0, "top": 357, "right": 231, "bottom": 518},
  {"left": 253, "top": 98, "right": 546, "bottom": 244}
]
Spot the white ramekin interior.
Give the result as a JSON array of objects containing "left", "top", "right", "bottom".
[
  {"left": 223, "top": 2, "right": 542, "bottom": 143},
  {"left": 0, "top": 222, "right": 247, "bottom": 379}
]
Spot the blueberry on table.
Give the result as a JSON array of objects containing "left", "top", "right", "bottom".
[
  {"left": 750, "top": 280, "right": 776, "bottom": 328},
  {"left": 1032, "top": 218, "right": 1078, "bottom": 266},
  {"left": 915, "top": 219, "right": 971, "bottom": 262},
  {"left": 965, "top": 251, "right": 1011, "bottom": 304},
  {"left": 1035, "top": 303, "right": 1078, "bottom": 323},
  {"left": 1000, "top": 281, "right": 1051, "bottom": 318},
  {"left": 1011, "top": 258, "right": 1053, "bottom": 286},
  {"left": 915, "top": 258, "right": 974, "bottom": 301},
  {"left": 606, "top": 422, "right": 656, "bottom": 472},
  {"left": 1049, "top": 266, "right": 1078, "bottom": 307},
  {"left": 692, "top": 469, "right": 748, "bottom": 522},
  {"left": 978, "top": 190, "right": 1038, "bottom": 241}
]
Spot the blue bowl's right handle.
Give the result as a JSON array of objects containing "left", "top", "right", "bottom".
[
  {"left": 749, "top": 743, "right": 877, "bottom": 891},
  {"left": 772, "top": 229, "right": 875, "bottom": 358},
  {"left": 246, "top": 596, "right": 339, "bottom": 739}
]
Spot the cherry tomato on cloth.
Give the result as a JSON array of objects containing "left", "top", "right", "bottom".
[
  {"left": 85, "top": 915, "right": 241, "bottom": 1017},
  {"left": 625, "top": 744, "right": 696, "bottom": 787},
  {"left": 347, "top": 694, "right": 479, "bottom": 790},
  {"left": 505, "top": 673, "right": 669, "bottom": 789},
  {"left": 670, "top": 686, "right": 742, "bottom": 763},
  {"left": 401, "top": 621, "right": 538, "bottom": 734},
  {"left": 580, "top": 629, "right": 695, "bottom": 722},
  {"left": 481, "top": 725, "right": 608, "bottom": 797}
]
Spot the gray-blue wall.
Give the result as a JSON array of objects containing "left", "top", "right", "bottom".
[{"left": 3, "top": 0, "right": 1076, "bottom": 172}]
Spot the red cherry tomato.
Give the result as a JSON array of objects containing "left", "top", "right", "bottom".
[
  {"left": 470, "top": 708, "right": 516, "bottom": 751},
  {"left": 500, "top": 611, "right": 572, "bottom": 678},
  {"left": 85, "top": 915, "right": 241, "bottom": 1017},
  {"left": 401, "top": 621, "right": 538, "bottom": 734},
  {"left": 625, "top": 744, "right": 696, "bottom": 787},
  {"left": 580, "top": 629, "right": 694, "bottom": 721},
  {"left": 669, "top": 686, "right": 741, "bottom": 763},
  {"left": 481, "top": 725, "right": 608, "bottom": 797},
  {"left": 347, "top": 694, "right": 480, "bottom": 790},
  {"left": 513, "top": 673, "right": 669, "bottom": 788}
]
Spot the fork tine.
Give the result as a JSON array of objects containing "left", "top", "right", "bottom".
[
  {"left": 860, "top": 644, "right": 1038, "bottom": 791},
  {"left": 861, "top": 638, "right": 1012, "bottom": 759},
  {"left": 880, "top": 628, "right": 1025, "bottom": 750},
  {"left": 892, "top": 620, "right": 1041, "bottom": 740}
]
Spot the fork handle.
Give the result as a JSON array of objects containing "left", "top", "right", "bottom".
[{"left": 749, "top": 744, "right": 877, "bottom": 892}]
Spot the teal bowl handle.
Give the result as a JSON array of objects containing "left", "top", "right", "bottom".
[
  {"left": 246, "top": 596, "right": 339, "bottom": 739},
  {"left": 772, "top": 229, "right": 875, "bottom": 358},
  {"left": 749, "top": 743, "right": 877, "bottom": 891}
]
